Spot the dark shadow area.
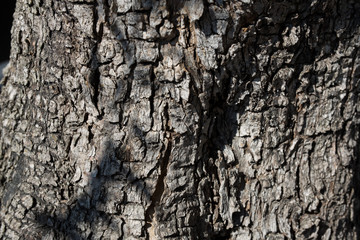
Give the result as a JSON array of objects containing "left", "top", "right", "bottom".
[
  {"left": 0, "top": 1, "right": 15, "bottom": 62},
  {"left": 0, "top": 1, "right": 14, "bottom": 81},
  {"left": 33, "top": 139, "right": 151, "bottom": 239}
]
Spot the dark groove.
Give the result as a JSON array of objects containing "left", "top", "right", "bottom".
[{"left": 145, "top": 103, "right": 172, "bottom": 239}]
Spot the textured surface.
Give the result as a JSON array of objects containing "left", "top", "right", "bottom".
[{"left": 0, "top": 0, "right": 359, "bottom": 239}]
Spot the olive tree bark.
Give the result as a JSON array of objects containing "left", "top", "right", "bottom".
[{"left": 0, "top": 0, "right": 359, "bottom": 239}]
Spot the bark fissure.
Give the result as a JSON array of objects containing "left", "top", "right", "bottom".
[
  {"left": 145, "top": 103, "right": 172, "bottom": 239},
  {"left": 90, "top": 0, "right": 106, "bottom": 116}
]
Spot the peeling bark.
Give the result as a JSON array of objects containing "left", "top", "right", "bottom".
[{"left": 0, "top": 0, "right": 359, "bottom": 239}]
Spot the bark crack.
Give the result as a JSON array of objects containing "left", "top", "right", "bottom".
[
  {"left": 145, "top": 103, "right": 172, "bottom": 239},
  {"left": 88, "top": 0, "right": 107, "bottom": 117}
]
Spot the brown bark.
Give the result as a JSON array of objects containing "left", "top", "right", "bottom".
[{"left": 0, "top": 0, "right": 359, "bottom": 239}]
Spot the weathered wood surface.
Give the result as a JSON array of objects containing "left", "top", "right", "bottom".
[{"left": 0, "top": 0, "right": 359, "bottom": 239}]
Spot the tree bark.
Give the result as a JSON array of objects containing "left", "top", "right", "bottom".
[{"left": 0, "top": 0, "right": 359, "bottom": 239}]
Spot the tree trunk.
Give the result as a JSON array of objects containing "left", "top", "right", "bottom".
[{"left": 0, "top": 0, "right": 359, "bottom": 239}]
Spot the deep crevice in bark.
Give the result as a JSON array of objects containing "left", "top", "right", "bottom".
[{"left": 145, "top": 103, "right": 172, "bottom": 239}]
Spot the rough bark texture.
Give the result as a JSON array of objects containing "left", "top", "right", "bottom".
[{"left": 0, "top": 0, "right": 359, "bottom": 239}]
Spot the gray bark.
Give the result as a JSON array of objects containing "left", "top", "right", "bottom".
[{"left": 0, "top": 0, "right": 359, "bottom": 239}]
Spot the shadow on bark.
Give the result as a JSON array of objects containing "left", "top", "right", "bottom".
[
  {"left": 30, "top": 0, "right": 360, "bottom": 239},
  {"left": 32, "top": 139, "right": 151, "bottom": 239}
]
